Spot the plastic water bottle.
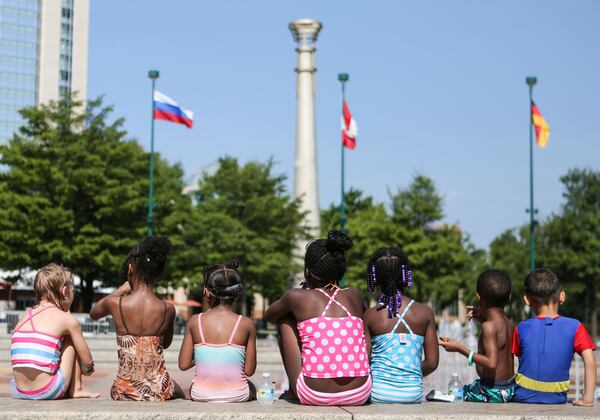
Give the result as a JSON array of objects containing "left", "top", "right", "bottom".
[
  {"left": 257, "top": 372, "right": 275, "bottom": 405},
  {"left": 448, "top": 372, "right": 463, "bottom": 401}
]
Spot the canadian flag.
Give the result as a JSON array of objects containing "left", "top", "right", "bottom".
[{"left": 341, "top": 100, "right": 357, "bottom": 149}]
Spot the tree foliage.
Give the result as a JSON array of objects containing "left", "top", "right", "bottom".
[
  {"left": 0, "top": 97, "right": 191, "bottom": 310},
  {"left": 322, "top": 176, "right": 484, "bottom": 309},
  {"left": 182, "top": 157, "right": 306, "bottom": 303}
]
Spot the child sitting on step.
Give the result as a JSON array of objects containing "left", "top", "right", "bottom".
[
  {"left": 178, "top": 260, "right": 257, "bottom": 402},
  {"left": 10, "top": 263, "right": 98, "bottom": 400},
  {"left": 364, "top": 247, "right": 439, "bottom": 403},
  {"left": 513, "top": 268, "right": 596, "bottom": 406},
  {"left": 90, "top": 236, "right": 183, "bottom": 401},
  {"left": 265, "top": 231, "right": 372, "bottom": 406},
  {"left": 439, "top": 269, "right": 515, "bottom": 403}
]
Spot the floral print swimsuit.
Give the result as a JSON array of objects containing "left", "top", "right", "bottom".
[{"left": 110, "top": 296, "right": 175, "bottom": 401}]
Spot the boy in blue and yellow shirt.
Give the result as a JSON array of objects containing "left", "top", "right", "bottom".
[{"left": 512, "top": 268, "right": 596, "bottom": 406}]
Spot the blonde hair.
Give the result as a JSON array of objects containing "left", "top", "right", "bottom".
[{"left": 33, "top": 263, "right": 74, "bottom": 309}]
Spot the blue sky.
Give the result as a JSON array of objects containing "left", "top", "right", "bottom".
[{"left": 88, "top": 1, "right": 599, "bottom": 249}]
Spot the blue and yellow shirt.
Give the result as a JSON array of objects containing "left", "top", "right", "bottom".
[{"left": 512, "top": 316, "right": 596, "bottom": 404}]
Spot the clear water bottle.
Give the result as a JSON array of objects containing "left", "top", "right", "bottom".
[
  {"left": 448, "top": 372, "right": 463, "bottom": 401},
  {"left": 257, "top": 372, "right": 275, "bottom": 405}
]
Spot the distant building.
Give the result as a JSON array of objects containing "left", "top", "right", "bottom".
[{"left": 0, "top": 0, "right": 89, "bottom": 143}]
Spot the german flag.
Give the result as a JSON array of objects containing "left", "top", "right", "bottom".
[{"left": 531, "top": 102, "right": 550, "bottom": 148}]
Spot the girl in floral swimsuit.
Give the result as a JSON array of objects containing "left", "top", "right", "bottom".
[
  {"left": 265, "top": 231, "right": 372, "bottom": 406},
  {"left": 90, "top": 236, "right": 183, "bottom": 401}
]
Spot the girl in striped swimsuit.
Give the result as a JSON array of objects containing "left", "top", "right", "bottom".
[
  {"left": 178, "top": 260, "right": 257, "bottom": 402},
  {"left": 363, "top": 247, "right": 439, "bottom": 403},
  {"left": 266, "top": 231, "right": 372, "bottom": 406},
  {"left": 10, "top": 264, "right": 98, "bottom": 400}
]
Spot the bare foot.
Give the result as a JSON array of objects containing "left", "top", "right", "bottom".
[{"left": 72, "top": 389, "right": 100, "bottom": 399}]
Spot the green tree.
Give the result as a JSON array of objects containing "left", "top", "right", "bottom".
[
  {"left": 390, "top": 175, "right": 484, "bottom": 308},
  {"left": 489, "top": 226, "right": 533, "bottom": 320},
  {"left": 183, "top": 157, "right": 306, "bottom": 304},
  {"left": 543, "top": 169, "right": 600, "bottom": 340},
  {"left": 321, "top": 177, "right": 484, "bottom": 309},
  {"left": 0, "top": 97, "right": 192, "bottom": 311}
]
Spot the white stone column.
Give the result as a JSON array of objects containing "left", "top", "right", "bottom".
[{"left": 289, "top": 19, "right": 322, "bottom": 259}]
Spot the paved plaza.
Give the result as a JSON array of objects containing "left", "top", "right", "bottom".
[{"left": 0, "top": 397, "right": 598, "bottom": 419}]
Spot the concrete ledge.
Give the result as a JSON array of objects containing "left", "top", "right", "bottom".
[{"left": 0, "top": 398, "right": 598, "bottom": 420}]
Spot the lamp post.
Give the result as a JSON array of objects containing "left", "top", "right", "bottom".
[
  {"left": 526, "top": 76, "right": 537, "bottom": 272},
  {"left": 147, "top": 70, "right": 159, "bottom": 236},
  {"left": 338, "top": 73, "right": 349, "bottom": 234}
]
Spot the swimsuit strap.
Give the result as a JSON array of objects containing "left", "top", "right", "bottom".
[
  {"left": 197, "top": 313, "right": 206, "bottom": 344},
  {"left": 391, "top": 299, "right": 415, "bottom": 335},
  {"left": 14, "top": 305, "right": 58, "bottom": 332},
  {"left": 227, "top": 315, "right": 243, "bottom": 344},
  {"left": 316, "top": 288, "right": 352, "bottom": 317},
  {"left": 118, "top": 295, "right": 130, "bottom": 335},
  {"left": 156, "top": 300, "right": 168, "bottom": 335}
]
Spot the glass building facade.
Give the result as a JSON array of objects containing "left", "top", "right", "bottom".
[{"left": 0, "top": 0, "right": 40, "bottom": 143}]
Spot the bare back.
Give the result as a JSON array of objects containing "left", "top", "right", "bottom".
[
  {"left": 477, "top": 311, "right": 514, "bottom": 381},
  {"left": 107, "top": 292, "right": 175, "bottom": 338},
  {"left": 189, "top": 309, "right": 254, "bottom": 347},
  {"left": 365, "top": 299, "right": 432, "bottom": 337},
  {"left": 288, "top": 287, "right": 365, "bottom": 322}
]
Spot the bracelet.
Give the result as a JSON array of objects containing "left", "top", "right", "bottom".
[
  {"left": 467, "top": 350, "right": 475, "bottom": 366},
  {"left": 81, "top": 360, "right": 95, "bottom": 373}
]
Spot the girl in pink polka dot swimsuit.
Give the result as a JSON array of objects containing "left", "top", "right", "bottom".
[{"left": 265, "top": 231, "right": 372, "bottom": 406}]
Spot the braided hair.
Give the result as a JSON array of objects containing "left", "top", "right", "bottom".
[
  {"left": 367, "top": 247, "right": 413, "bottom": 318},
  {"left": 120, "top": 236, "right": 172, "bottom": 285},
  {"left": 305, "top": 230, "right": 353, "bottom": 285},
  {"left": 204, "top": 259, "right": 243, "bottom": 304}
]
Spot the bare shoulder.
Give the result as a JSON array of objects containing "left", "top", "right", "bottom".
[
  {"left": 344, "top": 287, "right": 364, "bottom": 302},
  {"left": 240, "top": 315, "right": 256, "bottom": 333},
  {"left": 63, "top": 311, "right": 82, "bottom": 330},
  {"left": 410, "top": 300, "right": 435, "bottom": 318},
  {"left": 481, "top": 318, "right": 499, "bottom": 336}
]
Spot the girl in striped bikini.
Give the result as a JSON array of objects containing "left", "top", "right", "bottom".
[
  {"left": 265, "top": 231, "right": 372, "bottom": 406},
  {"left": 10, "top": 264, "right": 98, "bottom": 400},
  {"left": 178, "top": 260, "right": 257, "bottom": 402},
  {"left": 363, "top": 247, "right": 439, "bottom": 403}
]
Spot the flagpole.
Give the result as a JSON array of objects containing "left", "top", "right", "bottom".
[
  {"left": 147, "top": 70, "right": 159, "bottom": 236},
  {"left": 526, "top": 76, "right": 537, "bottom": 272},
  {"left": 338, "top": 73, "right": 349, "bottom": 234}
]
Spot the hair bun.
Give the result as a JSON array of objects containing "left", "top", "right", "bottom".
[
  {"left": 326, "top": 230, "right": 353, "bottom": 252},
  {"left": 144, "top": 236, "right": 172, "bottom": 265},
  {"left": 229, "top": 259, "right": 240, "bottom": 269}
]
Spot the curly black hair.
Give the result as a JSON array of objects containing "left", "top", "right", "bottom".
[{"left": 120, "top": 236, "right": 172, "bottom": 285}]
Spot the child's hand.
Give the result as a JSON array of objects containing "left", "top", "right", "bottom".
[
  {"left": 438, "top": 336, "right": 461, "bottom": 352},
  {"left": 573, "top": 399, "right": 594, "bottom": 407},
  {"left": 466, "top": 305, "right": 482, "bottom": 323}
]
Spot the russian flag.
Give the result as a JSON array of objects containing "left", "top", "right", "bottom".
[{"left": 153, "top": 91, "right": 194, "bottom": 128}]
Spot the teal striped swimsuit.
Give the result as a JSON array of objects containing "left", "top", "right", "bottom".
[{"left": 370, "top": 300, "right": 424, "bottom": 404}]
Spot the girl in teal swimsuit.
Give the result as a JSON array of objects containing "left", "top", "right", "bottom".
[{"left": 363, "top": 247, "right": 439, "bottom": 403}]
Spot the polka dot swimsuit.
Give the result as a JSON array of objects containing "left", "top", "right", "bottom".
[{"left": 297, "top": 288, "right": 370, "bottom": 379}]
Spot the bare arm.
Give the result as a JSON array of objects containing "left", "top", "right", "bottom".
[
  {"left": 64, "top": 315, "right": 94, "bottom": 374},
  {"left": 439, "top": 321, "right": 498, "bottom": 370},
  {"left": 422, "top": 309, "right": 439, "bottom": 377},
  {"left": 162, "top": 304, "right": 175, "bottom": 349},
  {"left": 264, "top": 291, "right": 294, "bottom": 324},
  {"left": 89, "top": 282, "right": 130, "bottom": 320},
  {"left": 244, "top": 320, "right": 257, "bottom": 377},
  {"left": 178, "top": 318, "right": 195, "bottom": 371},
  {"left": 573, "top": 349, "right": 596, "bottom": 407}
]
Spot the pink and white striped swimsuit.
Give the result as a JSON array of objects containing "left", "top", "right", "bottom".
[{"left": 11, "top": 306, "right": 62, "bottom": 374}]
